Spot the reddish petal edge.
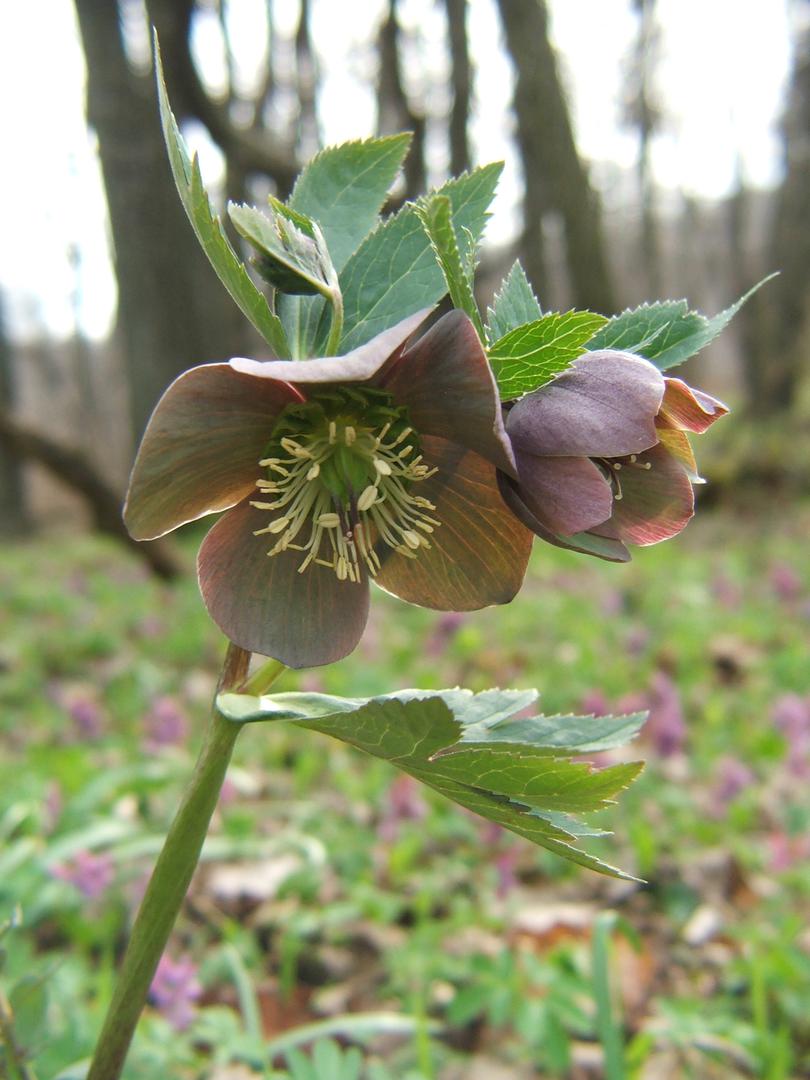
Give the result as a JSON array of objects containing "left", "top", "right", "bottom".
[
  {"left": 660, "top": 377, "right": 729, "bottom": 433},
  {"left": 198, "top": 499, "right": 370, "bottom": 668},
  {"left": 373, "top": 437, "right": 533, "bottom": 611},
  {"left": 124, "top": 364, "right": 300, "bottom": 541},
  {"left": 610, "top": 442, "right": 695, "bottom": 545}
]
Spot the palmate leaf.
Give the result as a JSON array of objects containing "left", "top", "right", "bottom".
[
  {"left": 586, "top": 275, "right": 776, "bottom": 371},
  {"left": 488, "top": 311, "right": 608, "bottom": 401},
  {"left": 335, "top": 163, "right": 503, "bottom": 354},
  {"left": 486, "top": 260, "right": 543, "bottom": 343},
  {"left": 217, "top": 687, "right": 646, "bottom": 878},
  {"left": 416, "top": 194, "right": 485, "bottom": 340},
  {"left": 154, "top": 39, "right": 289, "bottom": 357},
  {"left": 278, "top": 135, "right": 412, "bottom": 357}
]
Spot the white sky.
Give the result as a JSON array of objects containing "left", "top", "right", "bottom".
[{"left": 0, "top": 0, "right": 792, "bottom": 341}]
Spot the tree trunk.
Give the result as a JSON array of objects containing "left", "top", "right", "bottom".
[
  {"left": 0, "top": 295, "right": 30, "bottom": 536},
  {"left": 497, "top": 0, "right": 615, "bottom": 314},
  {"left": 444, "top": 0, "right": 472, "bottom": 177},
  {"left": 73, "top": 0, "right": 246, "bottom": 445}
]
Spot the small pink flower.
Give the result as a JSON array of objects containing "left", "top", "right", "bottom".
[
  {"left": 769, "top": 562, "right": 802, "bottom": 603},
  {"left": 149, "top": 953, "right": 202, "bottom": 1032},
  {"left": 645, "top": 671, "right": 685, "bottom": 758},
  {"left": 51, "top": 850, "right": 114, "bottom": 899},
  {"left": 709, "top": 756, "right": 754, "bottom": 816},
  {"left": 378, "top": 774, "right": 427, "bottom": 841},
  {"left": 144, "top": 695, "right": 189, "bottom": 750}
]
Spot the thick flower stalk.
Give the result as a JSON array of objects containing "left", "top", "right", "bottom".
[
  {"left": 497, "top": 350, "right": 728, "bottom": 562},
  {"left": 124, "top": 309, "right": 532, "bottom": 668}
]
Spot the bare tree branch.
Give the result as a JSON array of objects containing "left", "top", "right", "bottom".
[{"left": 0, "top": 410, "right": 181, "bottom": 580}]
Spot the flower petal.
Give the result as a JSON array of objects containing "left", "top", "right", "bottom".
[
  {"left": 374, "top": 437, "right": 532, "bottom": 610},
  {"left": 656, "top": 424, "right": 701, "bottom": 481},
  {"left": 506, "top": 350, "right": 665, "bottom": 458},
  {"left": 124, "top": 364, "right": 301, "bottom": 540},
  {"left": 379, "top": 310, "right": 517, "bottom": 475},
  {"left": 497, "top": 473, "right": 630, "bottom": 563},
  {"left": 229, "top": 308, "right": 432, "bottom": 384},
  {"left": 659, "top": 377, "right": 729, "bottom": 433},
  {"left": 512, "top": 451, "right": 613, "bottom": 535},
  {"left": 198, "top": 499, "right": 370, "bottom": 668},
  {"left": 610, "top": 443, "right": 695, "bottom": 545}
]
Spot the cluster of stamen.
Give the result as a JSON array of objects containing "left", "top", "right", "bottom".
[
  {"left": 599, "top": 453, "right": 653, "bottom": 501},
  {"left": 251, "top": 388, "right": 439, "bottom": 582}
]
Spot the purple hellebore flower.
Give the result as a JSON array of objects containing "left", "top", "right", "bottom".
[
  {"left": 124, "top": 310, "right": 532, "bottom": 668},
  {"left": 497, "top": 351, "right": 729, "bottom": 561}
]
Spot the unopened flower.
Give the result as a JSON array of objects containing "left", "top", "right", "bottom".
[
  {"left": 124, "top": 311, "right": 531, "bottom": 667},
  {"left": 497, "top": 351, "right": 728, "bottom": 561}
]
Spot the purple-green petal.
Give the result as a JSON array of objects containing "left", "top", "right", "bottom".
[
  {"left": 497, "top": 472, "right": 631, "bottom": 563},
  {"left": 229, "top": 308, "right": 432, "bottom": 384},
  {"left": 506, "top": 350, "right": 665, "bottom": 459},
  {"left": 197, "top": 499, "right": 370, "bottom": 668},
  {"left": 512, "top": 451, "right": 613, "bottom": 536},
  {"left": 379, "top": 310, "right": 517, "bottom": 476},
  {"left": 374, "top": 436, "right": 532, "bottom": 610},
  {"left": 610, "top": 443, "right": 694, "bottom": 545},
  {"left": 124, "top": 364, "right": 301, "bottom": 540}
]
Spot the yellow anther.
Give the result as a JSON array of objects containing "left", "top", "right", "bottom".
[
  {"left": 357, "top": 485, "right": 378, "bottom": 512},
  {"left": 374, "top": 457, "right": 393, "bottom": 476},
  {"left": 316, "top": 512, "right": 341, "bottom": 528},
  {"left": 306, "top": 463, "right": 321, "bottom": 480},
  {"left": 344, "top": 425, "right": 356, "bottom": 446}
]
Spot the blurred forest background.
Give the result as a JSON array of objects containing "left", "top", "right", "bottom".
[{"left": 1, "top": 0, "right": 809, "bottom": 545}]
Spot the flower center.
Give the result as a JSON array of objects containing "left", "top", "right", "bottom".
[
  {"left": 251, "top": 387, "right": 439, "bottom": 582},
  {"left": 597, "top": 454, "right": 653, "bottom": 501}
]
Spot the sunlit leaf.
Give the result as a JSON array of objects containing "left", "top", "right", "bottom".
[
  {"left": 488, "top": 311, "right": 608, "bottom": 400},
  {"left": 416, "top": 193, "right": 485, "bottom": 339},
  {"left": 486, "top": 260, "right": 543, "bottom": 342}
]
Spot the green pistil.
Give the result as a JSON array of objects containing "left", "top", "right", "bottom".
[{"left": 251, "top": 389, "right": 439, "bottom": 582}]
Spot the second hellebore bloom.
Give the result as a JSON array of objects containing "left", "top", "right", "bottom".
[
  {"left": 497, "top": 350, "right": 728, "bottom": 562},
  {"left": 124, "top": 310, "right": 532, "bottom": 668}
]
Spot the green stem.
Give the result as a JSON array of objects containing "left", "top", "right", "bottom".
[
  {"left": 324, "top": 286, "right": 344, "bottom": 357},
  {"left": 86, "top": 643, "right": 251, "bottom": 1080},
  {"left": 239, "top": 657, "right": 287, "bottom": 697}
]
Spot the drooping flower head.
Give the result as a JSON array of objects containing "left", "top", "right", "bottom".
[
  {"left": 497, "top": 350, "right": 728, "bottom": 562},
  {"left": 124, "top": 310, "right": 532, "bottom": 668}
]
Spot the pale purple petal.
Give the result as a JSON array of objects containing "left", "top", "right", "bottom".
[
  {"left": 511, "top": 451, "right": 613, "bottom": 535},
  {"left": 506, "top": 350, "right": 665, "bottom": 458}
]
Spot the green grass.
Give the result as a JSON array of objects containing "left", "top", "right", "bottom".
[{"left": 1, "top": 505, "right": 809, "bottom": 1078}]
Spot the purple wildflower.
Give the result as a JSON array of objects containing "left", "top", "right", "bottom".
[
  {"left": 769, "top": 562, "right": 803, "bottom": 603},
  {"left": 144, "top": 695, "right": 189, "bottom": 750},
  {"left": 51, "top": 850, "right": 114, "bottom": 899},
  {"left": 378, "top": 774, "right": 427, "bottom": 841},
  {"left": 149, "top": 953, "right": 203, "bottom": 1032},
  {"left": 645, "top": 671, "right": 686, "bottom": 757},
  {"left": 708, "top": 756, "right": 754, "bottom": 816}
]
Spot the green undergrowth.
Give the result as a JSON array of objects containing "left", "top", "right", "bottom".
[{"left": 1, "top": 504, "right": 809, "bottom": 1078}]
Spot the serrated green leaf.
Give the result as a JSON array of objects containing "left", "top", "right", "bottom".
[
  {"left": 489, "top": 310, "right": 608, "bottom": 400},
  {"left": 335, "top": 163, "right": 503, "bottom": 354},
  {"left": 416, "top": 194, "right": 485, "bottom": 339},
  {"left": 586, "top": 275, "right": 776, "bottom": 372},
  {"left": 486, "top": 260, "right": 543, "bottom": 342},
  {"left": 288, "top": 135, "right": 412, "bottom": 271},
  {"left": 216, "top": 688, "right": 644, "bottom": 878},
  {"left": 229, "top": 198, "right": 338, "bottom": 298},
  {"left": 278, "top": 135, "right": 412, "bottom": 357},
  {"left": 154, "top": 38, "right": 289, "bottom": 356}
]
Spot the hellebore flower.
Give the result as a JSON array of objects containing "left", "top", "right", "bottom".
[
  {"left": 497, "top": 350, "right": 728, "bottom": 562},
  {"left": 124, "top": 310, "right": 532, "bottom": 668}
]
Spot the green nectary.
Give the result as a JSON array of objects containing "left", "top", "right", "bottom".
[{"left": 251, "top": 386, "right": 440, "bottom": 583}]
